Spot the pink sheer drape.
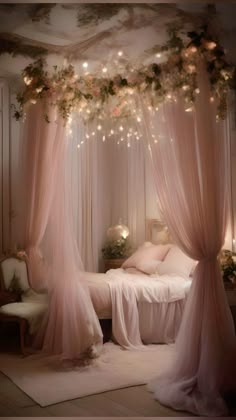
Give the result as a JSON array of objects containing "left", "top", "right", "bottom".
[
  {"left": 21, "top": 102, "right": 65, "bottom": 290},
  {"left": 140, "top": 67, "right": 236, "bottom": 416},
  {"left": 21, "top": 100, "right": 103, "bottom": 361}
]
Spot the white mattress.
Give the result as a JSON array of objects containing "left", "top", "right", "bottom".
[{"left": 85, "top": 268, "right": 191, "bottom": 321}]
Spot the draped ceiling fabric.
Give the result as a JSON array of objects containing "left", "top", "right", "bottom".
[
  {"left": 140, "top": 66, "right": 236, "bottom": 416},
  {"left": 21, "top": 101, "right": 103, "bottom": 361}
]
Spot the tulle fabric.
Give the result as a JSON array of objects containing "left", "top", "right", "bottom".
[
  {"left": 20, "top": 100, "right": 103, "bottom": 362},
  {"left": 140, "top": 64, "right": 236, "bottom": 416}
]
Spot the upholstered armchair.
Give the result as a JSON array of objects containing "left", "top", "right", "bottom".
[{"left": 0, "top": 256, "right": 48, "bottom": 355}]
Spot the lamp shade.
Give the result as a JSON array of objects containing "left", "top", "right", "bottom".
[{"left": 106, "top": 223, "right": 130, "bottom": 241}]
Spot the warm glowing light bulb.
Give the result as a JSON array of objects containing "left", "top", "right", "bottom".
[
  {"left": 77, "top": 144, "right": 80, "bottom": 148},
  {"left": 185, "top": 107, "right": 193, "bottom": 113},
  {"left": 195, "top": 88, "right": 200, "bottom": 94},
  {"left": 110, "top": 129, "right": 114, "bottom": 135},
  {"left": 187, "top": 64, "right": 196, "bottom": 74},
  {"left": 182, "top": 85, "right": 189, "bottom": 91},
  {"left": 118, "top": 51, "right": 123, "bottom": 57},
  {"left": 102, "top": 135, "right": 106, "bottom": 142},
  {"left": 155, "top": 52, "right": 162, "bottom": 58},
  {"left": 24, "top": 76, "right": 32, "bottom": 85},
  {"left": 210, "top": 96, "right": 214, "bottom": 103},
  {"left": 189, "top": 45, "right": 197, "bottom": 54},
  {"left": 127, "top": 142, "right": 131, "bottom": 148},
  {"left": 36, "top": 87, "right": 43, "bottom": 93},
  {"left": 92, "top": 131, "right": 95, "bottom": 136},
  {"left": 206, "top": 40, "right": 217, "bottom": 50},
  {"left": 102, "top": 67, "right": 107, "bottom": 73},
  {"left": 137, "top": 116, "right": 141, "bottom": 122},
  {"left": 83, "top": 62, "right": 88, "bottom": 68},
  {"left": 86, "top": 134, "right": 90, "bottom": 139},
  {"left": 119, "top": 125, "right": 124, "bottom": 131},
  {"left": 97, "top": 124, "right": 102, "bottom": 130}
]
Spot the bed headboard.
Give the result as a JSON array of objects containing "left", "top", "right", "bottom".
[{"left": 145, "top": 219, "right": 172, "bottom": 244}]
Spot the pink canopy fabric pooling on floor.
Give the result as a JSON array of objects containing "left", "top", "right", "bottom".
[{"left": 140, "top": 64, "right": 236, "bottom": 416}]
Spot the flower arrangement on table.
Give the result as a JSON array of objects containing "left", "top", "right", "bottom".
[
  {"left": 219, "top": 249, "right": 236, "bottom": 289},
  {"left": 102, "top": 237, "right": 130, "bottom": 260}
]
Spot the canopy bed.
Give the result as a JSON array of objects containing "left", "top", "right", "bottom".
[{"left": 1, "top": 15, "right": 236, "bottom": 417}]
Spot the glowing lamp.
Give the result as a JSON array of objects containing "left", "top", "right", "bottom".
[{"left": 106, "top": 222, "right": 130, "bottom": 241}]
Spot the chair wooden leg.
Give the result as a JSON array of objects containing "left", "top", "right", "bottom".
[{"left": 19, "top": 319, "right": 27, "bottom": 356}]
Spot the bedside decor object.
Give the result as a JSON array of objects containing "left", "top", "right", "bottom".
[
  {"left": 106, "top": 220, "right": 130, "bottom": 242},
  {"left": 219, "top": 249, "right": 236, "bottom": 289},
  {"left": 102, "top": 221, "right": 130, "bottom": 272},
  {"left": 102, "top": 237, "right": 130, "bottom": 260}
]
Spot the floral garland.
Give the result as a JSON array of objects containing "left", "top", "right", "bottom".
[{"left": 14, "top": 26, "right": 236, "bottom": 122}]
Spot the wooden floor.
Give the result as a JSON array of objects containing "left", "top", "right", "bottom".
[
  {"left": 1, "top": 371, "right": 236, "bottom": 417},
  {"left": 0, "top": 327, "right": 235, "bottom": 417}
]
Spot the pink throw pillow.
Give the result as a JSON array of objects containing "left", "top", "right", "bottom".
[{"left": 122, "top": 243, "right": 171, "bottom": 270}]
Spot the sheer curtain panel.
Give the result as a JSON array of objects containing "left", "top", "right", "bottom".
[
  {"left": 140, "top": 66, "right": 236, "bottom": 416},
  {"left": 20, "top": 100, "right": 103, "bottom": 361}
]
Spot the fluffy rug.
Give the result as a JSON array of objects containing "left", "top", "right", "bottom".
[{"left": 0, "top": 342, "right": 175, "bottom": 407}]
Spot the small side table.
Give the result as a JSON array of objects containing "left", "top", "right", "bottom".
[
  {"left": 226, "top": 289, "right": 236, "bottom": 330},
  {"left": 104, "top": 258, "right": 126, "bottom": 272}
]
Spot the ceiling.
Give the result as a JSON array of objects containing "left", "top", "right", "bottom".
[{"left": 0, "top": 3, "right": 236, "bottom": 84}]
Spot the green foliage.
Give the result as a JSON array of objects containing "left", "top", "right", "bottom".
[
  {"left": 13, "top": 26, "right": 235, "bottom": 122},
  {"left": 102, "top": 238, "right": 130, "bottom": 259},
  {"left": 220, "top": 249, "right": 236, "bottom": 284}
]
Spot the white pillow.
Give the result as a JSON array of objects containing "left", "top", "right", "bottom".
[
  {"left": 135, "top": 259, "right": 162, "bottom": 275},
  {"left": 156, "top": 246, "right": 195, "bottom": 278}
]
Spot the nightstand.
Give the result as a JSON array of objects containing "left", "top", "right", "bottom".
[
  {"left": 103, "top": 258, "right": 126, "bottom": 272},
  {"left": 226, "top": 289, "right": 236, "bottom": 331}
]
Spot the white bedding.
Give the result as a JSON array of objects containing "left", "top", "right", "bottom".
[
  {"left": 106, "top": 268, "right": 191, "bottom": 347},
  {"left": 85, "top": 268, "right": 191, "bottom": 347}
]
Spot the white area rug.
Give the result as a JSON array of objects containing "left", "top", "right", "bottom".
[{"left": 0, "top": 342, "right": 175, "bottom": 407}]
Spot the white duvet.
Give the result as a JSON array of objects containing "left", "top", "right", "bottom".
[{"left": 106, "top": 268, "right": 191, "bottom": 348}]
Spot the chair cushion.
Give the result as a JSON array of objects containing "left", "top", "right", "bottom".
[
  {"left": 21, "top": 288, "right": 48, "bottom": 304},
  {"left": 0, "top": 302, "right": 47, "bottom": 334}
]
